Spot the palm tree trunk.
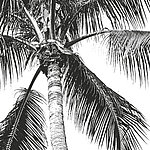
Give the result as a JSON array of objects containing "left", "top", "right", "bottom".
[{"left": 47, "top": 62, "right": 68, "bottom": 150}]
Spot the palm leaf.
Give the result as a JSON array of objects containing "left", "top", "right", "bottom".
[
  {"left": 103, "top": 30, "right": 150, "bottom": 85},
  {"left": 56, "top": 0, "right": 150, "bottom": 40},
  {"left": 0, "top": 35, "right": 36, "bottom": 87},
  {"left": 0, "top": 0, "right": 41, "bottom": 42},
  {"left": 63, "top": 54, "right": 148, "bottom": 150},
  {"left": 0, "top": 88, "right": 47, "bottom": 150}
]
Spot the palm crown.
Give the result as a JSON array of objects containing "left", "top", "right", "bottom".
[{"left": 0, "top": 0, "right": 150, "bottom": 150}]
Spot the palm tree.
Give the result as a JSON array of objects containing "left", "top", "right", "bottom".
[{"left": 0, "top": 0, "right": 150, "bottom": 149}]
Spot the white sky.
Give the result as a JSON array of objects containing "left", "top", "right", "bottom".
[{"left": 0, "top": 40, "right": 149, "bottom": 150}]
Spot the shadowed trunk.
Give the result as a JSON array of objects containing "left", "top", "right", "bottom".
[{"left": 47, "top": 62, "right": 68, "bottom": 150}]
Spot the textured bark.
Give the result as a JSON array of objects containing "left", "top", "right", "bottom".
[{"left": 47, "top": 63, "right": 68, "bottom": 150}]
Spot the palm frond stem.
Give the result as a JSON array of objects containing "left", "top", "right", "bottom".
[
  {"left": 6, "top": 65, "right": 42, "bottom": 149},
  {"left": 23, "top": 6, "right": 44, "bottom": 43},
  {"left": 65, "top": 30, "right": 110, "bottom": 48}
]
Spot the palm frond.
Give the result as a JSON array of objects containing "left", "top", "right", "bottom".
[
  {"left": 0, "top": 35, "right": 36, "bottom": 87},
  {"left": 63, "top": 54, "right": 149, "bottom": 150},
  {"left": 56, "top": 0, "right": 150, "bottom": 40},
  {"left": 0, "top": 0, "right": 40, "bottom": 42},
  {"left": 104, "top": 30, "right": 150, "bottom": 85},
  {"left": 0, "top": 88, "right": 47, "bottom": 150}
]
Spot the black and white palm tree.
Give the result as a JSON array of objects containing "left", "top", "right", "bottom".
[{"left": 0, "top": 0, "right": 150, "bottom": 150}]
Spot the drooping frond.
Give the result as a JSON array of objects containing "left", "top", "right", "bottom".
[
  {"left": 0, "top": 88, "right": 47, "bottom": 150},
  {"left": 103, "top": 30, "right": 150, "bottom": 85},
  {"left": 0, "top": 35, "right": 36, "bottom": 87},
  {"left": 56, "top": 0, "right": 150, "bottom": 40},
  {"left": 63, "top": 54, "right": 148, "bottom": 150},
  {"left": 0, "top": 0, "right": 42, "bottom": 87}
]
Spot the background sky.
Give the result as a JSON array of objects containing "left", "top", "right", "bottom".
[{"left": 0, "top": 39, "right": 149, "bottom": 150}]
